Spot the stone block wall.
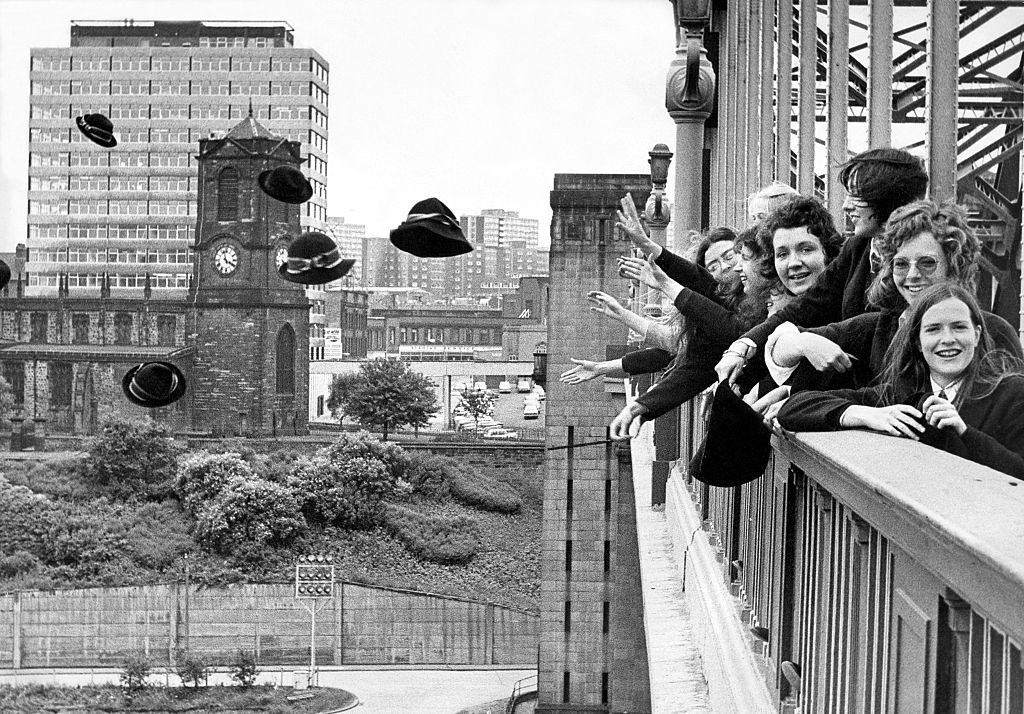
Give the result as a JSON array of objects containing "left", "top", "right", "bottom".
[{"left": 537, "top": 174, "right": 652, "bottom": 713}]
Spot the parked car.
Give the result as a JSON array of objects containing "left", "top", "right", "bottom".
[
  {"left": 498, "top": 381, "right": 513, "bottom": 393},
  {"left": 532, "top": 385, "right": 545, "bottom": 400},
  {"left": 523, "top": 403, "right": 540, "bottom": 419},
  {"left": 517, "top": 378, "right": 532, "bottom": 393},
  {"left": 483, "top": 428, "right": 519, "bottom": 440},
  {"left": 474, "top": 381, "right": 487, "bottom": 392}
]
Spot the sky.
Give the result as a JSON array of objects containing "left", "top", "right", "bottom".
[{"left": 0, "top": 0, "right": 679, "bottom": 250}]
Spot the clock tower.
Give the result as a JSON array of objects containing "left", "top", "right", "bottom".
[{"left": 190, "top": 113, "right": 310, "bottom": 435}]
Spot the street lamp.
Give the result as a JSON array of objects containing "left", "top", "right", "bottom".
[{"left": 647, "top": 143, "right": 674, "bottom": 221}]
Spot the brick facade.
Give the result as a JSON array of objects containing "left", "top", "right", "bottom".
[{"left": 537, "top": 175, "right": 652, "bottom": 713}]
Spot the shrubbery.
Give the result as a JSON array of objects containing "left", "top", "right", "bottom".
[
  {"left": 175, "top": 452, "right": 256, "bottom": 510},
  {"left": 403, "top": 453, "right": 522, "bottom": 514},
  {"left": 449, "top": 468, "right": 523, "bottom": 514},
  {"left": 83, "top": 417, "right": 179, "bottom": 499},
  {"left": 0, "top": 478, "right": 60, "bottom": 556},
  {"left": 175, "top": 652, "right": 208, "bottom": 688},
  {"left": 120, "top": 653, "right": 152, "bottom": 691},
  {"left": 287, "top": 455, "right": 391, "bottom": 528},
  {"left": 229, "top": 650, "right": 258, "bottom": 688},
  {"left": 383, "top": 503, "right": 480, "bottom": 564},
  {"left": 404, "top": 453, "right": 456, "bottom": 499},
  {"left": 318, "top": 431, "right": 409, "bottom": 483},
  {"left": 192, "top": 476, "right": 305, "bottom": 556}
]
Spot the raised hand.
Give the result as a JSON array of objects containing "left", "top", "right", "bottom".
[
  {"left": 616, "top": 255, "right": 664, "bottom": 291},
  {"left": 615, "top": 194, "right": 660, "bottom": 258},
  {"left": 560, "top": 358, "right": 601, "bottom": 385},
  {"left": 921, "top": 394, "right": 968, "bottom": 435},
  {"left": 587, "top": 291, "right": 626, "bottom": 319}
]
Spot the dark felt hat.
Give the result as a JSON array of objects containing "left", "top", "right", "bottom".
[
  {"left": 258, "top": 165, "right": 313, "bottom": 204},
  {"left": 688, "top": 380, "right": 773, "bottom": 487},
  {"left": 278, "top": 231, "right": 355, "bottom": 285},
  {"left": 75, "top": 113, "right": 117, "bottom": 148},
  {"left": 122, "top": 362, "right": 187, "bottom": 408},
  {"left": 0, "top": 260, "right": 10, "bottom": 292},
  {"left": 390, "top": 198, "right": 473, "bottom": 258}
]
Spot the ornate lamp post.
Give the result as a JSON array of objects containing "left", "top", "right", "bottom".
[
  {"left": 643, "top": 144, "right": 674, "bottom": 320},
  {"left": 666, "top": 0, "right": 715, "bottom": 254}
]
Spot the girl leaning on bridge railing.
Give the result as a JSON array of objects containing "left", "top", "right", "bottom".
[{"left": 776, "top": 283, "right": 1024, "bottom": 480}]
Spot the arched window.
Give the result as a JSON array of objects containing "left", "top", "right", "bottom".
[
  {"left": 217, "top": 166, "right": 238, "bottom": 221},
  {"left": 275, "top": 323, "right": 295, "bottom": 394}
]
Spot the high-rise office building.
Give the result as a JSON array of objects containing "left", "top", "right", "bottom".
[
  {"left": 446, "top": 209, "right": 544, "bottom": 297},
  {"left": 26, "top": 20, "right": 329, "bottom": 298},
  {"left": 325, "top": 217, "right": 365, "bottom": 287}
]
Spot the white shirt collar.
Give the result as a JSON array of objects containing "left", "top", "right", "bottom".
[{"left": 929, "top": 376, "right": 960, "bottom": 401}]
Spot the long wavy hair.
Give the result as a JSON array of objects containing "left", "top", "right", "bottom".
[
  {"left": 866, "top": 200, "right": 980, "bottom": 312},
  {"left": 876, "top": 284, "right": 1023, "bottom": 406},
  {"left": 755, "top": 196, "right": 845, "bottom": 287}
]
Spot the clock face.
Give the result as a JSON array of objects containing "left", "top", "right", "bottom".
[
  {"left": 275, "top": 247, "right": 289, "bottom": 269},
  {"left": 214, "top": 244, "right": 238, "bottom": 275}
]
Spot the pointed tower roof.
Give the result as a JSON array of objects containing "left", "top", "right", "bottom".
[{"left": 224, "top": 113, "right": 279, "bottom": 140}]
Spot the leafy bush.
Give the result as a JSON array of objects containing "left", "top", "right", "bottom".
[
  {"left": 83, "top": 417, "right": 179, "bottom": 499},
  {"left": 449, "top": 468, "right": 522, "bottom": 514},
  {"left": 175, "top": 452, "right": 255, "bottom": 511},
  {"left": 0, "top": 550, "right": 39, "bottom": 578},
  {"left": 119, "top": 653, "right": 152, "bottom": 691},
  {"left": 317, "top": 430, "right": 409, "bottom": 482},
  {"left": 288, "top": 454, "right": 393, "bottom": 528},
  {"left": 125, "top": 502, "right": 192, "bottom": 570},
  {"left": 229, "top": 650, "right": 258, "bottom": 688},
  {"left": 0, "top": 478, "right": 60, "bottom": 556},
  {"left": 1, "top": 456, "right": 91, "bottom": 500},
  {"left": 42, "top": 498, "right": 136, "bottom": 581},
  {"left": 383, "top": 503, "right": 480, "bottom": 564},
  {"left": 175, "top": 652, "right": 208, "bottom": 688},
  {"left": 404, "top": 453, "right": 457, "bottom": 498},
  {"left": 193, "top": 476, "right": 305, "bottom": 556}
]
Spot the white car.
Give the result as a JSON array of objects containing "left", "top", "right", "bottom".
[
  {"left": 517, "top": 379, "right": 532, "bottom": 393},
  {"left": 483, "top": 428, "right": 519, "bottom": 440},
  {"left": 498, "top": 381, "right": 513, "bottom": 393},
  {"left": 523, "top": 403, "right": 540, "bottom": 419},
  {"left": 532, "top": 386, "right": 545, "bottom": 401}
]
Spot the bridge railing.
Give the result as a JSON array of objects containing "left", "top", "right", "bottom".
[{"left": 665, "top": 394, "right": 1024, "bottom": 712}]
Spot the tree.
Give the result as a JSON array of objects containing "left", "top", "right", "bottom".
[
  {"left": 340, "top": 359, "right": 439, "bottom": 440},
  {"left": 83, "top": 417, "right": 179, "bottom": 499},
  {"left": 459, "top": 388, "right": 496, "bottom": 430},
  {"left": 326, "top": 372, "right": 361, "bottom": 423}
]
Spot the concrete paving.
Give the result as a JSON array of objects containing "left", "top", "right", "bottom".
[{"left": 0, "top": 667, "right": 535, "bottom": 714}]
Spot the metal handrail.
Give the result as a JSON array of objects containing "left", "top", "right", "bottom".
[{"left": 505, "top": 673, "right": 538, "bottom": 714}]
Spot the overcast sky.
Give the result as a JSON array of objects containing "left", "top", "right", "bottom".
[{"left": 0, "top": 0, "right": 678, "bottom": 250}]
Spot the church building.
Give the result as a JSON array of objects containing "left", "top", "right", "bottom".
[{"left": 0, "top": 115, "right": 310, "bottom": 436}]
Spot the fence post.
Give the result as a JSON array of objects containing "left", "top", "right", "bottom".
[
  {"left": 486, "top": 602, "right": 495, "bottom": 665},
  {"left": 12, "top": 592, "right": 21, "bottom": 670},
  {"left": 334, "top": 583, "right": 343, "bottom": 665},
  {"left": 169, "top": 582, "right": 178, "bottom": 667}
]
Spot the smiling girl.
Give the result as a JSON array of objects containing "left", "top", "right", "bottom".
[{"left": 776, "top": 284, "right": 1024, "bottom": 479}]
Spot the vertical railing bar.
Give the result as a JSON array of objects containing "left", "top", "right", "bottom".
[
  {"left": 797, "top": 0, "right": 817, "bottom": 194},
  {"left": 866, "top": 0, "right": 894, "bottom": 146},
  {"left": 826, "top": 0, "right": 850, "bottom": 217},
  {"left": 759, "top": 0, "right": 776, "bottom": 187},
  {"left": 925, "top": 0, "right": 959, "bottom": 201},
  {"left": 776, "top": 0, "right": 794, "bottom": 184}
]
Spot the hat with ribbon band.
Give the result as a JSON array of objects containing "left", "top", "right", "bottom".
[
  {"left": 278, "top": 231, "right": 355, "bottom": 285},
  {"left": 390, "top": 198, "right": 473, "bottom": 258},
  {"left": 122, "top": 361, "right": 188, "bottom": 408},
  {"left": 75, "top": 113, "right": 118, "bottom": 148}
]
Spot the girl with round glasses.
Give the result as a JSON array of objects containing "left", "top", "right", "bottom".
[
  {"left": 764, "top": 201, "right": 1022, "bottom": 392},
  {"left": 776, "top": 284, "right": 1024, "bottom": 479}
]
